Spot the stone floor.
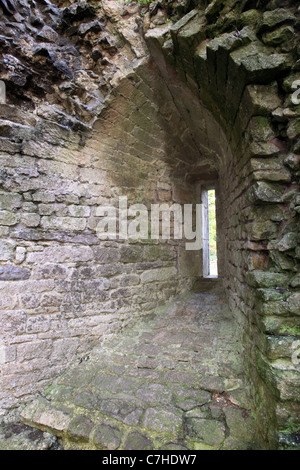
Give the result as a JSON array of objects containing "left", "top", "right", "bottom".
[
  {"left": 0, "top": 422, "right": 63, "bottom": 450},
  {"left": 15, "top": 290, "right": 260, "bottom": 450}
]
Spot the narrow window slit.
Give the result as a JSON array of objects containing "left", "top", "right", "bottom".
[{"left": 202, "top": 186, "right": 218, "bottom": 278}]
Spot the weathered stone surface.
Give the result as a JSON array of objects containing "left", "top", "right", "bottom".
[
  {"left": 66, "top": 415, "right": 94, "bottom": 443},
  {"left": 141, "top": 267, "right": 177, "bottom": 283},
  {"left": 262, "top": 26, "right": 294, "bottom": 47},
  {"left": 266, "top": 336, "right": 296, "bottom": 360},
  {"left": 0, "top": 211, "right": 19, "bottom": 226},
  {"left": 20, "top": 398, "right": 72, "bottom": 436},
  {"left": 248, "top": 182, "right": 284, "bottom": 204},
  {"left": 237, "top": 51, "right": 292, "bottom": 82},
  {"left": 246, "top": 84, "right": 282, "bottom": 116},
  {"left": 93, "top": 424, "right": 122, "bottom": 450},
  {"left": 21, "top": 213, "right": 41, "bottom": 228},
  {"left": 174, "top": 389, "right": 211, "bottom": 411},
  {"left": 0, "top": 192, "right": 22, "bottom": 210},
  {"left": 247, "top": 271, "right": 290, "bottom": 289},
  {"left": 276, "top": 233, "right": 297, "bottom": 252},
  {"left": 32, "top": 192, "right": 56, "bottom": 203},
  {"left": 287, "top": 119, "right": 300, "bottom": 140},
  {"left": 124, "top": 432, "right": 153, "bottom": 450},
  {"left": 26, "top": 246, "right": 93, "bottom": 263},
  {"left": 184, "top": 417, "right": 226, "bottom": 447},
  {"left": 0, "top": 241, "right": 15, "bottom": 262},
  {"left": 0, "top": 266, "right": 30, "bottom": 281},
  {"left": 0, "top": 423, "right": 60, "bottom": 450},
  {"left": 288, "top": 294, "right": 300, "bottom": 316},
  {"left": 143, "top": 407, "right": 183, "bottom": 434},
  {"left": 15, "top": 246, "right": 26, "bottom": 264},
  {"left": 37, "top": 26, "right": 59, "bottom": 43},
  {"left": 19, "top": 293, "right": 257, "bottom": 450},
  {"left": 41, "top": 216, "right": 86, "bottom": 232},
  {"left": 224, "top": 407, "right": 256, "bottom": 442},
  {"left": 258, "top": 9, "right": 296, "bottom": 34}
]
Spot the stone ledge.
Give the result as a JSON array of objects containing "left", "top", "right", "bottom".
[{"left": 192, "top": 277, "right": 223, "bottom": 293}]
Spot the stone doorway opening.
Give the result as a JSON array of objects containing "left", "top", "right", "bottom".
[{"left": 201, "top": 185, "right": 218, "bottom": 278}]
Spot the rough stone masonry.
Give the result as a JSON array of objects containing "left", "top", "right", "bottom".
[{"left": 0, "top": 0, "right": 299, "bottom": 450}]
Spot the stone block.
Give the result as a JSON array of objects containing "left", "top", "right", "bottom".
[
  {"left": 32, "top": 264, "right": 68, "bottom": 280},
  {"left": 267, "top": 366, "right": 300, "bottom": 402},
  {"left": 17, "top": 340, "right": 52, "bottom": 361},
  {"left": 0, "top": 241, "right": 15, "bottom": 261},
  {"left": 287, "top": 118, "right": 300, "bottom": 140},
  {"left": 249, "top": 220, "right": 278, "bottom": 241},
  {"left": 258, "top": 9, "right": 296, "bottom": 34},
  {"left": 143, "top": 406, "right": 182, "bottom": 434},
  {"left": 26, "top": 315, "right": 51, "bottom": 334},
  {"left": 246, "top": 271, "right": 290, "bottom": 288},
  {"left": 41, "top": 216, "right": 86, "bottom": 231},
  {"left": 38, "top": 160, "right": 78, "bottom": 181},
  {"left": 0, "top": 192, "right": 22, "bottom": 210},
  {"left": 262, "top": 26, "right": 294, "bottom": 47},
  {"left": 66, "top": 415, "right": 94, "bottom": 443},
  {"left": 37, "top": 25, "right": 59, "bottom": 43},
  {"left": 141, "top": 267, "right": 177, "bottom": 283},
  {"left": 27, "top": 246, "right": 93, "bottom": 264},
  {"left": 266, "top": 336, "right": 296, "bottom": 360},
  {"left": 93, "top": 424, "right": 122, "bottom": 450},
  {"left": 20, "top": 398, "right": 72, "bottom": 436},
  {"left": 276, "top": 233, "right": 297, "bottom": 252},
  {"left": 93, "top": 247, "right": 121, "bottom": 264},
  {"left": 124, "top": 431, "right": 153, "bottom": 450},
  {"left": 246, "top": 84, "right": 282, "bottom": 116},
  {"left": 119, "top": 245, "right": 143, "bottom": 263},
  {"left": 248, "top": 141, "right": 281, "bottom": 158},
  {"left": 248, "top": 182, "right": 284, "bottom": 204},
  {"left": 52, "top": 338, "right": 79, "bottom": 361},
  {"left": 0, "top": 266, "right": 30, "bottom": 281},
  {"left": 15, "top": 247, "right": 26, "bottom": 264},
  {"left": 21, "top": 213, "right": 41, "bottom": 228},
  {"left": 184, "top": 417, "right": 226, "bottom": 447},
  {"left": 0, "top": 211, "right": 19, "bottom": 226},
  {"left": 288, "top": 294, "right": 300, "bottom": 316},
  {"left": 32, "top": 192, "right": 56, "bottom": 203},
  {"left": 79, "top": 168, "right": 107, "bottom": 185},
  {"left": 262, "top": 316, "right": 300, "bottom": 336},
  {"left": 240, "top": 52, "right": 292, "bottom": 83},
  {"left": 68, "top": 205, "right": 90, "bottom": 217}
]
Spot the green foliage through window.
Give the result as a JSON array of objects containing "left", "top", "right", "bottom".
[{"left": 208, "top": 189, "right": 217, "bottom": 260}]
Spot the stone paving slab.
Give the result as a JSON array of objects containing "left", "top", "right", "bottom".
[
  {"left": 19, "top": 292, "right": 260, "bottom": 450},
  {"left": 0, "top": 422, "right": 62, "bottom": 450}
]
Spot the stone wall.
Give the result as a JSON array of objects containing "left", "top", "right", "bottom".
[
  {"left": 0, "top": 0, "right": 205, "bottom": 414},
  {"left": 0, "top": 0, "right": 299, "bottom": 449},
  {"left": 143, "top": 0, "right": 300, "bottom": 448},
  {"left": 0, "top": 98, "right": 198, "bottom": 410}
]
